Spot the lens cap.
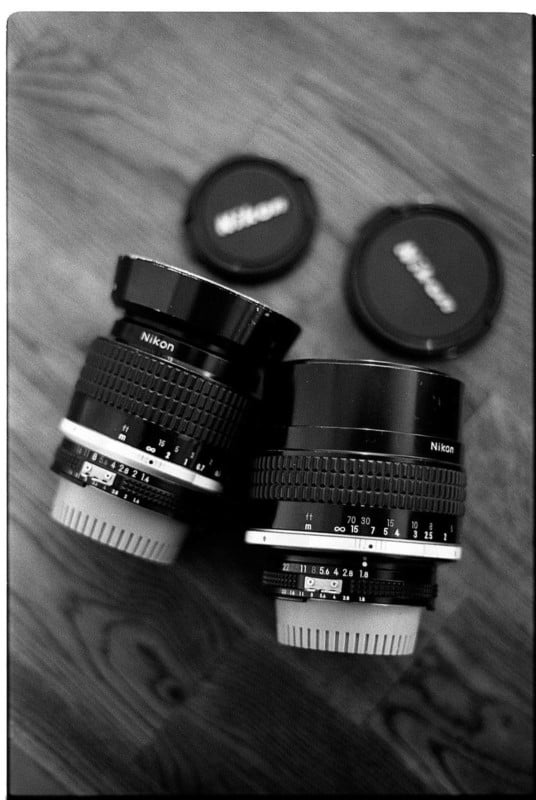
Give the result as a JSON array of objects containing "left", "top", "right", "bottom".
[
  {"left": 184, "top": 155, "right": 317, "bottom": 282},
  {"left": 346, "top": 204, "right": 502, "bottom": 358}
]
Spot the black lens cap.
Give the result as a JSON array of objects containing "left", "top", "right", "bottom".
[
  {"left": 184, "top": 155, "right": 317, "bottom": 282},
  {"left": 346, "top": 204, "right": 503, "bottom": 358}
]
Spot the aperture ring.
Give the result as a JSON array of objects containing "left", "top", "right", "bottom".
[
  {"left": 251, "top": 452, "right": 466, "bottom": 515},
  {"left": 52, "top": 440, "right": 180, "bottom": 515},
  {"left": 263, "top": 571, "right": 437, "bottom": 604},
  {"left": 72, "top": 338, "right": 249, "bottom": 450},
  {"left": 51, "top": 438, "right": 217, "bottom": 520}
]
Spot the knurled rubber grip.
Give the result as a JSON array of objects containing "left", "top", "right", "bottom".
[
  {"left": 250, "top": 452, "right": 466, "bottom": 515},
  {"left": 72, "top": 338, "right": 249, "bottom": 449}
]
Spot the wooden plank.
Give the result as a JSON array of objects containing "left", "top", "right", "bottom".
[
  {"left": 363, "top": 394, "right": 533, "bottom": 793},
  {"left": 8, "top": 11, "right": 532, "bottom": 795},
  {"left": 9, "top": 743, "right": 70, "bottom": 796}
]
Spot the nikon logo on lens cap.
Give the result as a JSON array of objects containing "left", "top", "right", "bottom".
[
  {"left": 184, "top": 155, "right": 317, "bottom": 282},
  {"left": 346, "top": 204, "right": 503, "bottom": 358}
]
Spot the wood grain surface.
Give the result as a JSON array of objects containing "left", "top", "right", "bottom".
[{"left": 7, "top": 12, "right": 533, "bottom": 795}]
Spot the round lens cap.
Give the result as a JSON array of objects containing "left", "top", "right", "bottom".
[
  {"left": 184, "top": 155, "right": 317, "bottom": 282},
  {"left": 346, "top": 204, "right": 503, "bottom": 358}
]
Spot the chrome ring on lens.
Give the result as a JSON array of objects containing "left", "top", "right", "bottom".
[
  {"left": 50, "top": 255, "right": 300, "bottom": 563},
  {"left": 58, "top": 419, "right": 223, "bottom": 492},
  {"left": 245, "top": 359, "right": 466, "bottom": 655}
]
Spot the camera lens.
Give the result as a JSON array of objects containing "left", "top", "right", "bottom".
[
  {"left": 51, "top": 255, "right": 300, "bottom": 563},
  {"left": 245, "top": 359, "right": 466, "bottom": 655}
]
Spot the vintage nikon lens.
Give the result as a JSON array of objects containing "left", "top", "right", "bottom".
[
  {"left": 51, "top": 255, "right": 300, "bottom": 563},
  {"left": 245, "top": 360, "right": 466, "bottom": 655}
]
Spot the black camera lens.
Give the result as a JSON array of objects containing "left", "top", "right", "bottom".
[
  {"left": 51, "top": 255, "right": 300, "bottom": 564},
  {"left": 245, "top": 359, "right": 466, "bottom": 655}
]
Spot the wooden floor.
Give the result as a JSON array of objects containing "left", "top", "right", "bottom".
[{"left": 7, "top": 12, "right": 533, "bottom": 795}]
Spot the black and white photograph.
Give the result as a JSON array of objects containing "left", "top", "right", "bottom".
[{"left": 6, "top": 8, "right": 533, "bottom": 795}]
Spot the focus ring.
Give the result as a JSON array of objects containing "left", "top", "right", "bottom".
[
  {"left": 72, "top": 338, "right": 249, "bottom": 449},
  {"left": 251, "top": 453, "right": 466, "bottom": 515}
]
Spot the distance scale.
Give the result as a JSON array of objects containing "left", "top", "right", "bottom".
[
  {"left": 59, "top": 414, "right": 225, "bottom": 483},
  {"left": 246, "top": 503, "right": 462, "bottom": 560},
  {"left": 250, "top": 503, "right": 459, "bottom": 542}
]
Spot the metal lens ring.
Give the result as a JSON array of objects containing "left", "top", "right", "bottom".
[
  {"left": 263, "top": 554, "right": 438, "bottom": 607},
  {"left": 51, "top": 255, "right": 300, "bottom": 564},
  {"left": 245, "top": 359, "right": 466, "bottom": 656},
  {"left": 52, "top": 435, "right": 216, "bottom": 517}
]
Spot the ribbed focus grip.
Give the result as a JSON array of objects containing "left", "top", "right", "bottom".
[
  {"left": 72, "top": 338, "right": 250, "bottom": 449},
  {"left": 251, "top": 452, "right": 466, "bottom": 515}
]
